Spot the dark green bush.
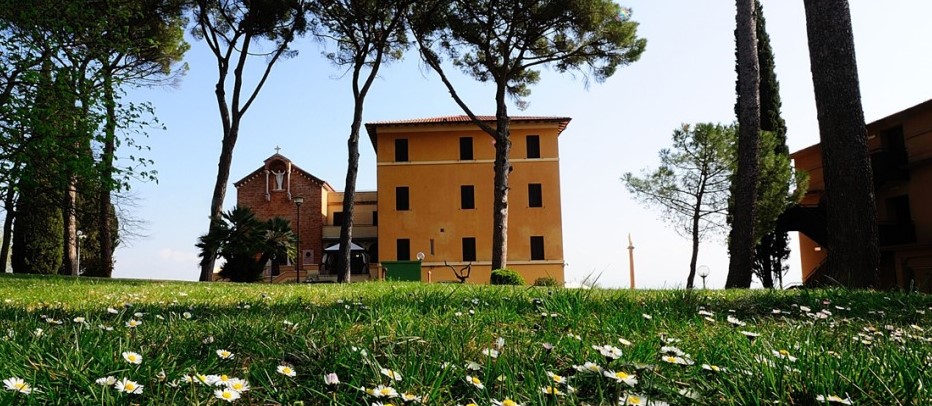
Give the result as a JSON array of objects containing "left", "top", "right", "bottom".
[
  {"left": 490, "top": 268, "right": 525, "bottom": 285},
  {"left": 533, "top": 277, "right": 561, "bottom": 287}
]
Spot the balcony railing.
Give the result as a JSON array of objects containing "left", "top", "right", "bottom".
[{"left": 322, "top": 225, "right": 377, "bottom": 239}]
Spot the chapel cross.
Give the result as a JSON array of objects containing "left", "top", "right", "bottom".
[{"left": 274, "top": 145, "right": 281, "bottom": 154}]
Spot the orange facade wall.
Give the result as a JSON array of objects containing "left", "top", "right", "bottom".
[{"left": 372, "top": 121, "right": 566, "bottom": 284}]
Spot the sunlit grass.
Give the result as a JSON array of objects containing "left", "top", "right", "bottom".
[{"left": 0, "top": 274, "right": 930, "bottom": 405}]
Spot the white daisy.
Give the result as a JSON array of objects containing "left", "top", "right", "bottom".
[
  {"left": 114, "top": 378, "right": 143, "bottom": 394},
  {"left": 3, "top": 377, "right": 32, "bottom": 394},
  {"left": 215, "top": 388, "right": 241, "bottom": 402}
]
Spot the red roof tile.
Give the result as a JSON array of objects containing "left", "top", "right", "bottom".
[{"left": 365, "top": 115, "right": 572, "bottom": 149}]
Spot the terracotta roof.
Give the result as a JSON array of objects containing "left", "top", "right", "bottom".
[{"left": 365, "top": 115, "right": 572, "bottom": 150}]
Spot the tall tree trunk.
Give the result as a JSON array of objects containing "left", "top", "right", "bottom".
[
  {"left": 63, "top": 179, "right": 78, "bottom": 275},
  {"left": 687, "top": 206, "right": 701, "bottom": 289},
  {"left": 491, "top": 84, "right": 511, "bottom": 271},
  {"left": 338, "top": 95, "right": 365, "bottom": 283},
  {"left": 199, "top": 63, "right": 234, "bottom": 282},
  {"left": 98, "top": 70, "right": 116, "bottom": 277},
  {"left": 0, "top": 187, "right": 15, "bottom": 272},
  {"left": 726, "top": 0, "right": 761, "bottom": 288},
  {"left": 803, "top": 0, "right": 879, "bottom": 287}
]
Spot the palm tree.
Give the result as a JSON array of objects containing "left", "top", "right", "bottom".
[
  {"left": 260, "top": 217, "right": 296, "bottom": 279},
  {"left": 197, "top": 206, "right": 295, "bottom": 283}
]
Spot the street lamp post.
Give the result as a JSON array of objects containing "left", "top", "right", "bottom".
[
  {"left": 698, "top": 265, "right": 710, "bottom": 289},
  {"left": 293, "top": 196, "right": 304, "bottom": 283}
]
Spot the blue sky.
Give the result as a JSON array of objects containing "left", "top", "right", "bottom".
[{"left": 111, "top": 1, "right": 932, "bottom": 288}]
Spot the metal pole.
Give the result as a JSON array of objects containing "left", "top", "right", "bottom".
[
  {"left": 627, "top": 233, "right": 635, "bottom": 290},
  {"left": 296, "top": 206, "right": 301, "bottom": 283}
]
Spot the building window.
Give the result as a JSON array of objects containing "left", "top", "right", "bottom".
[
  {"left": 527, "top": 135, "right": 540, "bottom": 158},
  {"left": 396, "top": 238, "right": 410, "bottom": 261},
  {"left": 332, "top": 211, "right": 343, "bottom": 226},
  {"left": 461, "top": 185, "right": 475, "bottom": 209},
  {"left": 462, "top": 237, "right": 476, "bottom": 262},
  {"left": 530, "top": 236, "right": 545, "bottom": 260},
  {"left": 460, "top": 137, "right": 473, "bottom": 160},
  {"left": 372, "top": 211, "right": 378, "bottom": 226},
  {"left": 396, "top": 186, "right": 409, "bottom": 211},
  {"left": 528, "top": 183, "right": 542, "bottom": 207},
  {"left": 395, "top": 138, "right": 408, "bottom": 162}
]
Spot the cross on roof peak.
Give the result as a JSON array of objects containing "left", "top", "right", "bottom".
[{"left": 274, "top": 146, "right": 281, "bottom": 154}]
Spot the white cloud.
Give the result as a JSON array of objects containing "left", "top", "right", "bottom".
[{"left": 158, "top": 248, "right": 199, "bottom": 265}]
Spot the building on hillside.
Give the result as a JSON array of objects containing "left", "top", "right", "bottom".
[
  {"left": 365, "top": 116, "right": 569, "bottom": 285},
  {"left": 231, "top": 115, "right": 570, "bottom": 285},
  {"left": 789, "top": 99, "right": 932, "bottom": 292}
]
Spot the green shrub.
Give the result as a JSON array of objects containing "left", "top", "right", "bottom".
[
  {"left": 533, "top": 277, "right": 561, "bottom": 287},
  {"left": 490, "top": 268, "right": 525, "bottom": 285}
]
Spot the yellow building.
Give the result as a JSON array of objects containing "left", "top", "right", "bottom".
[
  {"left": 790, "top": 99, "right": 932, "bottom": 291},
  {"left": 365, "top": 116, "right": 570, "bottom": 285}
]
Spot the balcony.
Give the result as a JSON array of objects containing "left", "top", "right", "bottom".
[
  {"left": 870, "top": 149, "right": 909, "bottom": 186},
  {"left": 878, "top": 221, "right": 916, "bottom": 247},
  {"left": 322, "top": 224, "right": 377, "bottom": 239}
]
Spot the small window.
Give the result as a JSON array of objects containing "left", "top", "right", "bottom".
[
  {"left": 462, "top": 237, "right": 476, "bottom": 262},
  {"left": 528, "top": 183, "right": 542, "bottom": 207},
  {"left": 396, "top": 239, "right": 410, "bottom": 261},
  {"left": 396, "top": 187, "right": 409, "bottom": 211},
  {"left": 395, "top": 138, "right": 408, "bottom": 162},
  {"left": 332, "top": 211, "right": 343, "bottom": 226},
  {"left": 372, "top": 211, "right": 378, "bottom": 226},
  {"left": 460, "top": 137, "right": 473, "bottom": 160},
  {"left": 461, "top": 185, "right": 475, "bottom": 209},
  {"left": 530, "top": 236, "right": 545, "bottom": 260},
  {"left": 526, "top": 135, "right": 540, "bottom": 159}
]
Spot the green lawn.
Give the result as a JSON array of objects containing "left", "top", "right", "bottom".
[{"left": 0, "top": 274, "right": 930, "bottom": 405}]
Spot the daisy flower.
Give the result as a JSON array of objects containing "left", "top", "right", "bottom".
[
  {"left": 574, "top": 361, "right": 604, "bottom": 374},
  {"left": 618, "top": 337, "right": 633, "bottom": 346},
  {"left": 3, "top": 377, "right": 32, "bottom": 394},
  {"left": 277, "top": 365, "right": 296, "bottom": 377},
  {"left": 125, "top": 319, "right": 142, "bottom": 328},
  {"left": 401, "top": 392, "right": 422, "bottom": 402},
  {"left": 491, "top": 398, "right": 521, "bottom": 406},
  {"left": 216, "top": 349, "right": 234, "bottom": 360},
  {"left": 226, "top": 378, "right": 249, "bottom": 393},
  {"left": 107, "top": 307, "right": 119, "bottom": 314},
  {"left": 642, "top": 313, "right": 653, "bottom": 320},
  {"left": 363, "top": 385, "right": 399, "bottom": 398},
  {"left": 114, "top": 378, "right": 143, "bottom": 394},
  {"left": 215, "top": 388, "right": 241, "bottom": 402},
  {"left": 726, "top": 315, "right": 746, "bottom": 327},
  {"left": 214, "top": 374, "right": 233, "bottom": 386},
  {"left": 815, "top": 394, "right": 853, "bottom": 404},
  {"left": 195, "top": 374, "right": 218, "bottom": 385},
  {"left": 95, "top": 376, "right": 117, "bottom": 386},
  {"left": 541, "top": 386, "right": 564, "bottom": 396},
  {"left": 701, "top": 364, "right": 726, "bottom": 373},
  {"left": 592, "top": 344, "right": 623, "bottom": 359},
  {"left": 465, "top": 375, "right": 485, "bottom": 390},
  {"left": 602, "top": 370, "right": 638, "bottom": 387},
  {"left": 122, "top": 351, "right": 142, "bottom": 365},
  {"left": 772, "top": 349, "right": 798, "bottom": 362},
  {"left": 380, "top": 368, "right": 403, "bottom": 381},
  {"left": 661, "top": 355, "right": 693, "bottom": 365},
  {"left": 495, "top": 337, "right": 505, "bottom": 349},
  {"left": 482, "top": 348, "right": 500, "bottom": 358},
  {"left": 324, "top": 372, "right": 340, "bottom": 386},
  {"left": 464, "top": 361, "right": 482, "bottom": 370},
  {"left": 545, "top": 371, "right": 566, "bottom": 384},
  {"left": 621, "top": 394, "right": 671, "bottom": 405}
]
